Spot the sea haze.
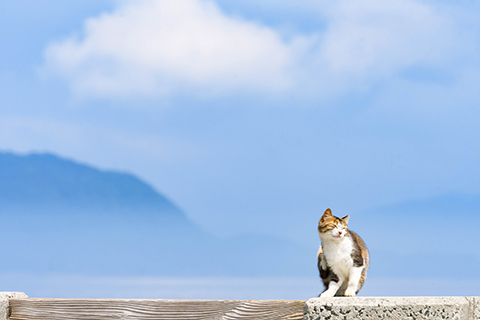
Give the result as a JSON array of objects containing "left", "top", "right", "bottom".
[{"left": 1, "top": 151, "right": 479, "bottom": 298}]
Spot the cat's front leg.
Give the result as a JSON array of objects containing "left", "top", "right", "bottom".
[
  {"left": 320, "top": 273, "right": 344, "bottom": 298},
  {"left": 344, "top": 267, "right": 364, "bottom": 297},
  {"left": 320, "top": 280, "right": 343, "bottom": 298}
]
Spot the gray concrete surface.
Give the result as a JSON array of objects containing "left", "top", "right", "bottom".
[
  {"left": 467, "top": 297, "right": 480, "bottom": 320},
  {"left": 0, "top": 293, "right": 28, "bottom": 320},
  {"left": 304, "top": 297, "right": 479, "bottom": 320}
]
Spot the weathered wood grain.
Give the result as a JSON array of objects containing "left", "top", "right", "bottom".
[{"left": 9, "top": 299, "right": 305, "bottom": 320}]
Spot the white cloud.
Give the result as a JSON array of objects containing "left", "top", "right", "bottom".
[
  {"left": 44, "top": 0, "right": 472, "bottom": 101},
  {"left": 45, "top": 0, "right": 298, "bottom": 98}
]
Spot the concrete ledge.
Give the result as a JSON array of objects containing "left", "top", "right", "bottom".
[
  {"left": 467, "top": 298, "right": 480, "bottom": 320},
  {"left": 304, "top": 297, "right": 479, "bottom": 320},
  {"left": 0, "top": 293, "right": 28, "bottom": 320}
]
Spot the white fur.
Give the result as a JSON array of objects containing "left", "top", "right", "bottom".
[
  {"left": 319, "top": 224, "right": 364, "bottom": 297},
  {"left": 344, "top": 266, "right": 363, "bottom": 297}
]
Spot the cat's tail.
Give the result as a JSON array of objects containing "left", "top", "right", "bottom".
[
  {"left": 317, "top": 246, "right": 329, "bottom": 279},
  {"left": 317, "top": 246, "right": 331, "bottom": 296}
]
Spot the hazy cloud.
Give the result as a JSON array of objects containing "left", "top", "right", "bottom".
[{"left": 295, "top": 0, "right": 471, "bottom": 100}]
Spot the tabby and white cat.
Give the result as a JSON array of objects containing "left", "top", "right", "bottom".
[{"left": 317, "top": 208, "right": 369, "bottom": 297}]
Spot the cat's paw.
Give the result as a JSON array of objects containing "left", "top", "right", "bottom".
[
  {"left": 344, "top": 288, "right": 356, "bottom": 297},
  {"left": 319, "top": 291, "right": 335, "bottom": 298}
]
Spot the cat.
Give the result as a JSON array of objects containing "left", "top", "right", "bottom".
[{"left": 317, "top": 208, "right": 369, "bottom": 297}]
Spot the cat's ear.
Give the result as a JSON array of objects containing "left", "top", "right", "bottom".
[
  {"left": 341, "top": 215, "right": 350, "bottom": 224},
  {"left": 322, "top": 208, "right": 332, "bottom": 217}
]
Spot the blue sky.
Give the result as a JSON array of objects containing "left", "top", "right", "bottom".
[{"left": 1, "top": 0, "right": 480, "bottom": 251}]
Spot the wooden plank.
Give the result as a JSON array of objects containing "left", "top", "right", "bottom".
[{"left": 9, "top": 299, "right": 305, "bottom": 320}]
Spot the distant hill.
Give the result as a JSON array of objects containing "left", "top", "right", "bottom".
[
  {"left": 0, "top": 152, "right": 183, "bottom": 216},
  {"left": 0, "top": 152, "right": 314, "bottom": 278},
  {"left": 351, "top": 194, "right": 480, "bottom": 280},
  {"left": 373, "top": 193, "right": 480, "bottom": 217}
]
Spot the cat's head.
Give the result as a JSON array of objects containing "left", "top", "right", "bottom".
[{"left": 318, "top": 208, "right": 350, "bottom": 240}]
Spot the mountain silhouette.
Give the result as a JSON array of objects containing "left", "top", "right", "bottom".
[{"left": 0, "top": 152, "right": 183, "bottom": 215}]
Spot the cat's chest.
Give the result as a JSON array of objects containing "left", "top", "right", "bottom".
[{"left": 322, "top": 238, "right": 354, "bottom": 276}]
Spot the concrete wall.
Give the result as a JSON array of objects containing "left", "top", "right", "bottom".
[{"left": 305, "top": 297, "right": 480, "bottom": 320}]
